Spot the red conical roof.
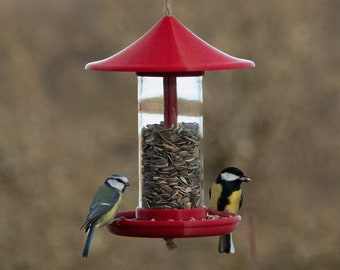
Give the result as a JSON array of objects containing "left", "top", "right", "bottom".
[{"left": 86, "top": 16, "right": 255, "bottom": 72}]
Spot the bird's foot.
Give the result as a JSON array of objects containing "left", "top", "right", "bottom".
[{"left": 112, "top": 216, "right": 127, "bottom": 225}]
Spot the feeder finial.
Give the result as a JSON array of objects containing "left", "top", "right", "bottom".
[{"left": 165, "top": 0, "right": 171, "bottom": 16}]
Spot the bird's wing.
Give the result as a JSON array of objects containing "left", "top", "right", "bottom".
[
  {"left": 81, "top": 186, "right": 120, "bottom": 231},
  {"left": 209, "top": 183, "right": 223, "bottom": 211}
]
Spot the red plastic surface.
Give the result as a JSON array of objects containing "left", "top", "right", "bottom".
[
  {"left": 86, "top": 16, "right": 255, "bottom": 72},
  {"left": 136, "top": 207, "right": 207, "bottom": 221},
  {"left": 163, "top": 75, "right": 178, "bottom": 126},
  {"left": 108, "top": 210, "right": 241, "bottom": 238}
]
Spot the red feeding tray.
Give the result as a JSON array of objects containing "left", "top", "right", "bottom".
[{"left": 108, "top": 209, "right": 241, "bottom": 238}]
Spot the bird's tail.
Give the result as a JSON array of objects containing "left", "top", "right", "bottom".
[
  {"left": 82, "top": 226, "right": 95, "bottom": 258},
  {"left": 218, "top": 233, "right": 235, "bottom": 254}
]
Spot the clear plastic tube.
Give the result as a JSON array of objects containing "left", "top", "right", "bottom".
[{"left": 138, "top": 74, "right": 204, "bottom": 209}]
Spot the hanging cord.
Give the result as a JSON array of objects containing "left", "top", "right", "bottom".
[{"left": 165, "top": 0, "right": 171, "bottom": 16}]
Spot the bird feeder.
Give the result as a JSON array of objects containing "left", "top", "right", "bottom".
[{"left": 86, "top": 15, "right": 254, "bottom": 239}]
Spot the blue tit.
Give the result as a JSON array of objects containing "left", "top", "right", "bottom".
[
  {"left": 80, "top": 174, "right": 130, "bottom": 257},
  {"left": 209, "top": 167, "right": 251, "bottom": 254}
]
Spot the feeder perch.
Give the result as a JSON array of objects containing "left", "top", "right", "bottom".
[{"left": 86, "top": 16, "right": 254, "bottom": 239}]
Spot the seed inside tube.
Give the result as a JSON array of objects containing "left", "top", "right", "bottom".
[{"left": 141, "top": 122, "right": 201, "bottom": 209}]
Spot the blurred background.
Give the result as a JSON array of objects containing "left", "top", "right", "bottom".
[{"left": 0, "top": 0, "right": 339, "bottom": 269}]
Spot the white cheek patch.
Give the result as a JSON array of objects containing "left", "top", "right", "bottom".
[
  {"left": 221, "top": 172, "right": 239, "bottom": 181},
  {"left": 107, "top": 179, "right": 125, "bottom": 191}
]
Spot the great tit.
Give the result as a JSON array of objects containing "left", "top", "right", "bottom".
[
  {"left": 80, "top": 174, "right": 130, "bottom": 257},
  {"left": 209, "top": 167, "right": 251, "bottom": 254}
]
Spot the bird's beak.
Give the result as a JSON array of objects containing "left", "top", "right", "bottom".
[
  {"left": 126, "top": 182, "right": 131, "bottom": 186},
  {"left": 241, "top": 176, "right": 251, "bottom": 182}
]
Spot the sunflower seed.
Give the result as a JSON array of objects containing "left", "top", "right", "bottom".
[{"left": 141, "top": 122, "right": 201, "bottom": 209}]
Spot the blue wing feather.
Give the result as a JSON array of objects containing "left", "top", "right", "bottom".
[{"left": 81, "top": 188, "right": 120, "bottom": 231}]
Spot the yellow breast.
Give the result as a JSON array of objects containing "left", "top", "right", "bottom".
[
  {"left": 96, "top": 196, "right": 122, "bottom": 228},
  {"left": 225, "top": 189, "right": 242, "bottom": 213}
]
